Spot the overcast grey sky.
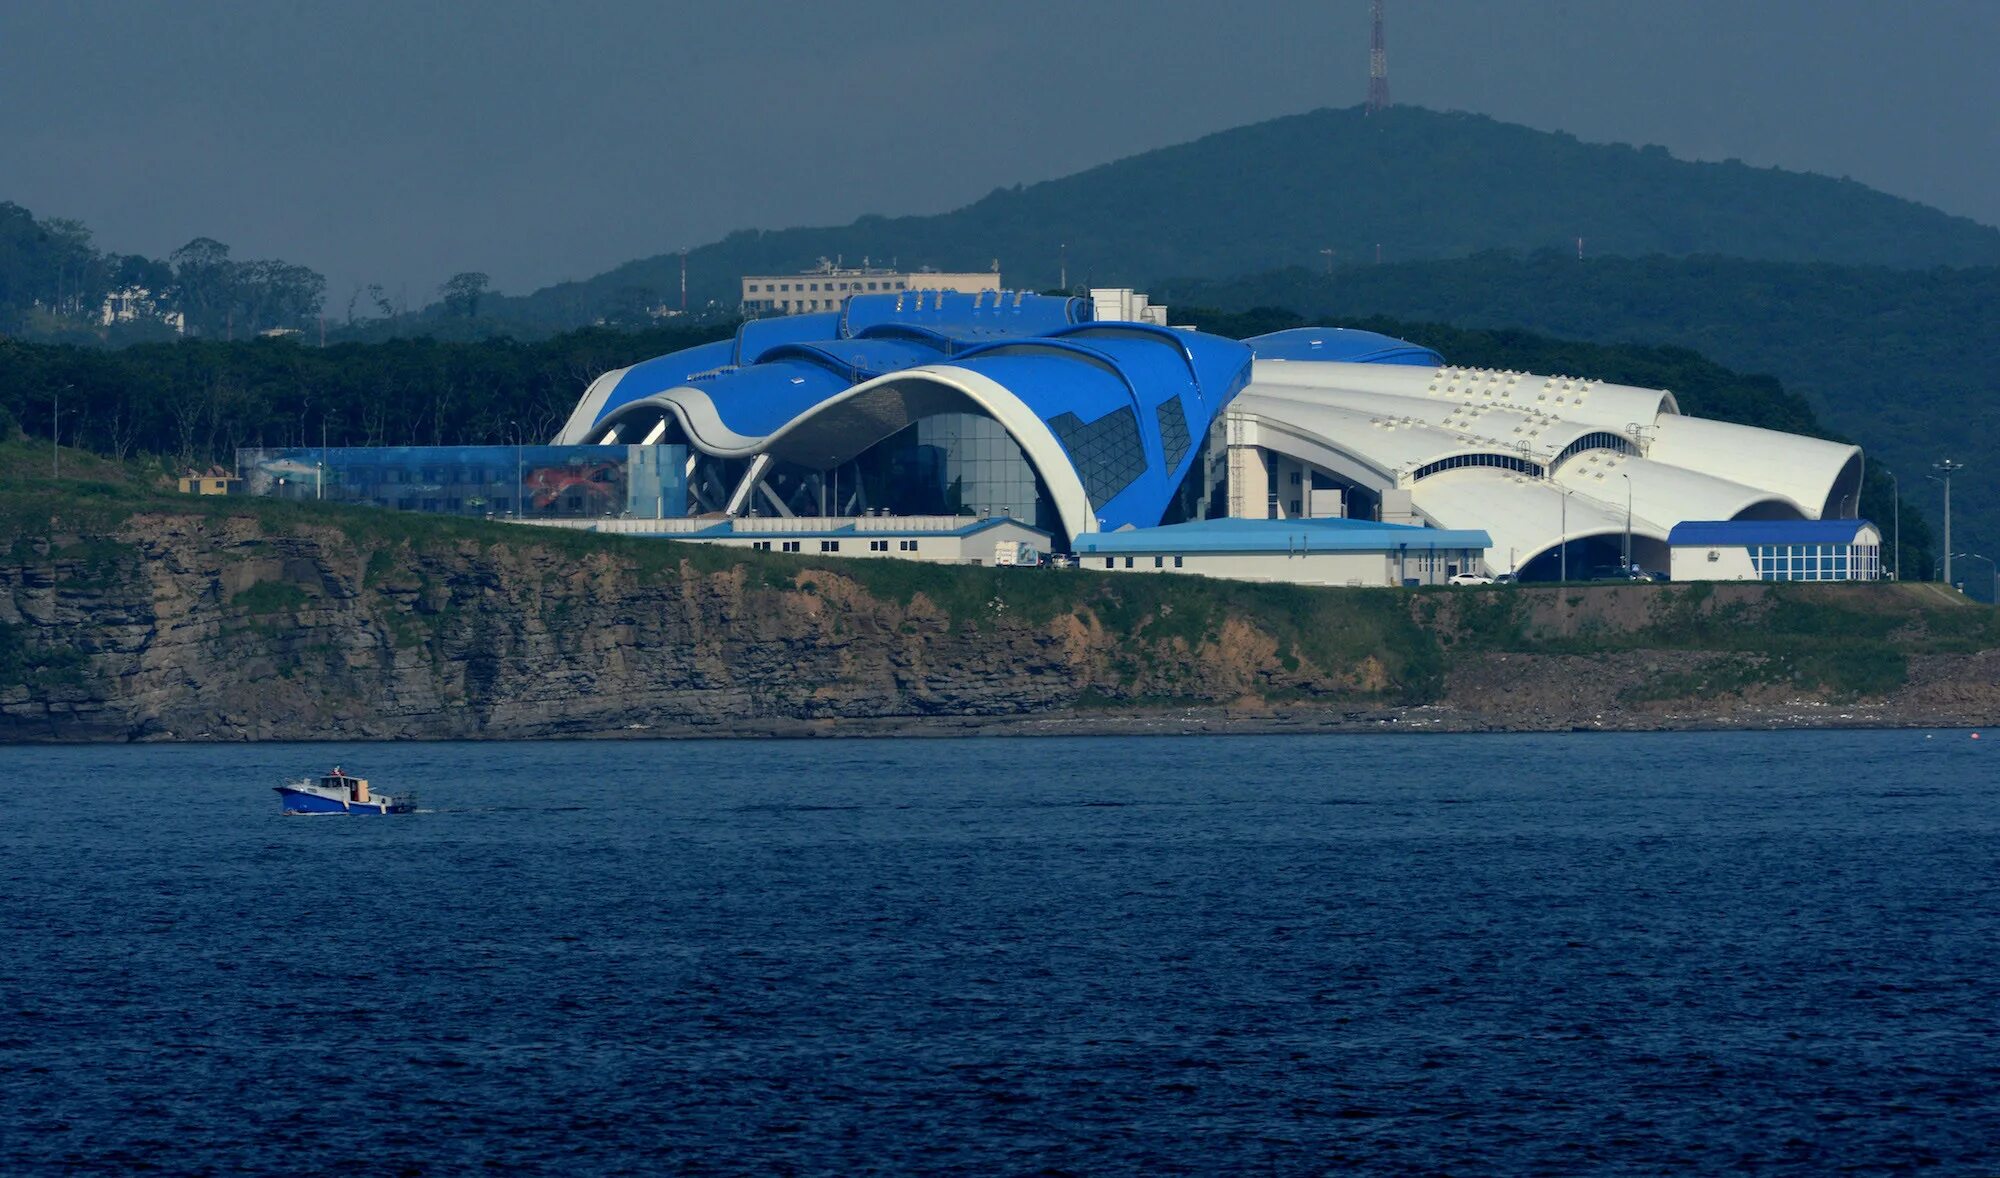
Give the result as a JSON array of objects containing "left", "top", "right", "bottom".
[{"left": 3, "top": 0, "right": 1994, "bottom": 302}]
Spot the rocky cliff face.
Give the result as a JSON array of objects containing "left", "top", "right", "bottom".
[
  {"left": 4, "top": 508, "right": 1998, "bottom": 742},
  {"left": 0, "top": 511, "right": 1395, "bottom": 741}
]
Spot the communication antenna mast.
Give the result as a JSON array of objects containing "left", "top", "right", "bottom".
[{"left": 1366, "top": 0, "right": 1391, "bottom": 114}]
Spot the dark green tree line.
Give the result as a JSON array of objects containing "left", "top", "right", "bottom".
[{"left": 0, "top": 322, "right": 732, "bottom": 467}]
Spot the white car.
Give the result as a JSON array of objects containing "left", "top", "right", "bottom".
[{"left": 1448, "top": 573, "right": 1495, "bottom": 585}]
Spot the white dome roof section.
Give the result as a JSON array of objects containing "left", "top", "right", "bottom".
[
  {"left": 1249, "top": 361, "right": 1680, "bottom": 435},
  {"left": 1646, "top": 415, "right": 1864, "bottom": 519},
  {"left": 1410, "top": 467, "right": 1655, "bottom": 571},
  {"left": 1231, "top": 390, "right": 1499, "bottom": 490},
  {"left": 1245, "top": 381, "right": 1636, "bottom": 473},
  {"left": 1552, "top": 450, "right": 1809, "bottom": 526}
]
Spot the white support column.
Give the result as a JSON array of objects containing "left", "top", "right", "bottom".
[
  {"left": 724, "top": 453, "right": 771, "bottom": 517},
  {"left": 758, "top": 481, "right": 796, "bottom": 518}
]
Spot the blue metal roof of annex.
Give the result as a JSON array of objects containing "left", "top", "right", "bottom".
[
  {"left": 1075, "top": 517, "right": 1493, "bottom": 556},
  {"left": 559, "top": 292, "right": 1438, "bottom": 537},
  {"left": 1667, "top": 519, "right": 1881, "bottom": 547}
]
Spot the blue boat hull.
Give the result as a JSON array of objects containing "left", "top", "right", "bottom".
[{"left": 274, "top": 786, "right": 412, "bottom": 815}]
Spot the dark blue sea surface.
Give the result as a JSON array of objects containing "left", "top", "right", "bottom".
[{"left": 4, "top": 731, "right": 1998, "bottom": 1174}]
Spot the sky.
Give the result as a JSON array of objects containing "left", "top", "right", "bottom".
[{"left": 3, "top": 0, "right": 1995, "bottom": 304}]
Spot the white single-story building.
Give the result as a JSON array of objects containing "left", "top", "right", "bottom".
[
  {"left": 1667, "top": 519, "right": 1882, "bottom": 582},
  {"left": 513, "top": 514, "right": 1050, "bottom": 565},
  {"left": 1072, "top": 518, "right": 1493, "bottom": 587}
]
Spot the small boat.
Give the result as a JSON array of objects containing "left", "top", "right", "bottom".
[{"left": 275, "top": 767, "right": 416, "bottom": 815}]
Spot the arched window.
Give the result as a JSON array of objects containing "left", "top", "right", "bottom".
[
  {"left": 1410, "top": 452, "right": 1545, "bottom": 481},
  {"left": 1550, "top": 431, "right": 1638, "bottom": 469}
]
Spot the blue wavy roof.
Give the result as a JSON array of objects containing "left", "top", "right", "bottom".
[
  {"left": 590, "top": 296, "right": 1444, "bottom": 530},
  {"left": 597, "top": 337, "right": 739, "bottom": 420}
]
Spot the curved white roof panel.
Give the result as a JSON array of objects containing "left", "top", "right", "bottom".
[
  {"left": 1236, "top": 386, "right": 1635, "bottom": 482},
  {"left": 1251, "top": 360, "right": 1678, "bottom": 433},
  {"left": 1410, "top": 468, "right": 1658, "bottom": 569},
  {"left": 1645, "top": 415, "right": 1862, "bottom": 520},
  {"left": 1552, "top": 451, "right": 1808, "bottom": 525}
]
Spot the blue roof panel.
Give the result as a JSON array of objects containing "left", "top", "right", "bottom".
[
  {"left": 599, "top": 338, "right": 741, "bottom": 419},
  {"left": 1668, "top": 519, "right": 1878, "bottom": 546},
  {"left": 684, "top": 360, "right": 857, "bottom": 439},
  {"left": 748, "top": 338, "right": 949, "bottom": 379},
  {"left": 733, "top": 313, "right": 844, "bottom": 364}
]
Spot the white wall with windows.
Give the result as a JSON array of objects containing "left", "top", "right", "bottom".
[
  {"left": 1669, "top": 522, "right": 1883, "bottom": 582},
  {"left": 1083, "top": 545, "right": 1484, "bottom": 588},
  {"left": 512, "top": 514, "right": 1048, "bottom": 566}
]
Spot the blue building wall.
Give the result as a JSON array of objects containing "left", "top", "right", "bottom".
[{"left": 237, "top": 444, "right": 689, "bottom": 520}]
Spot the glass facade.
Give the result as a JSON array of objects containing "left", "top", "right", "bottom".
[
  {"left": 843, "top": 413, "right": 1055, "bottom": 533},
  {"left": 1046, "top": 407, "right": 1146, "bottom": 508},
  {"left": 235, "top": 444, "right": 688, "bottom": 520},
  {"left": 1749, "top": 542, "right": 1879, "bottom": 581},
  {"left": 1155, "top": 398, "right": 1192, "bottom": 469}
]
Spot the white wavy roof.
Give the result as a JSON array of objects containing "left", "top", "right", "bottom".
[
  {"left": 1411, "top": 468, "right": 1647, "bottom": 569},
  {"left": 1251, "top": 360, "right": 1678, "bottom": 433},
  {"left": 1239, "top": 359, "right": 1865, "bottom": 570},
  {"left": 1645, "top": 415, "right": 1861, "bottom": 518},
  {"left": 1238, "top": 383, "right": 1610, "bottom": 472}
]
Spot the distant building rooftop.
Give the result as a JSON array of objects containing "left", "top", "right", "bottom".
[{"left": 741, "top": 261, "right": 1001, "bottom": 317}]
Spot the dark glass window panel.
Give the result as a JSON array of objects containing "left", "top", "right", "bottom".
[
  {"left": 1047, "top": 406, "right": 1146, "bottom": 508},
  {"left": 1156, "top": 398, "right": 1191, "bottom": 469}
]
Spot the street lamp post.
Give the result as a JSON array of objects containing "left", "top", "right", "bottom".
[
  {"left": 1621, "top": 473, "right": 1633, "bottom": 571},
  {"left": 1936, "top": 459, "right": 1963, "bottom": 585},
  {"left": 509, "top": 420, "right": 524, "bottom": 518},
  {"left": 1886, "top": 470, "right": 1900, "bottom": 581},
  {"left": 1956, "top": 552, "right": 1997, "bottom": 603},
  {"left": 51, "top": 383, "right": 72, "bottom": 479},
  {"left": 1559, "top": 487, "right": 1572, "bottom": 581}
]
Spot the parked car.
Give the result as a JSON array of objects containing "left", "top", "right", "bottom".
[
  {"left": 1581, "top": 565, "right": 1653, "bottom": 583},
  {"left": 1447, "top": 572, "right": 1495, "bottom": 585}
]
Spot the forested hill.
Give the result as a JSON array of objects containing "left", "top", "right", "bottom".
[{"left": 486, "top": 105, "right": 2000, "bottom": 329}]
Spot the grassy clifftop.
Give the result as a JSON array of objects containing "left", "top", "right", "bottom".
[{"left": 2, "top": 439, "right": 1996, "bottom": 740}]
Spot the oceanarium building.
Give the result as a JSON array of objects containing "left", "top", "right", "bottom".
[{"left": 554, "top": 289, "right": 1863, "bottom": 581}]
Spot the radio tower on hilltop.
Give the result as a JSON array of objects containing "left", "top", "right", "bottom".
[{"left": 1366, "top": 0, "right": 1391, "bottom": 114}]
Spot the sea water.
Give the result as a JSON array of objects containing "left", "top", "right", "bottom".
[{"left": 3, "top": 731, "right": 1996, "bottom": 1173}]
